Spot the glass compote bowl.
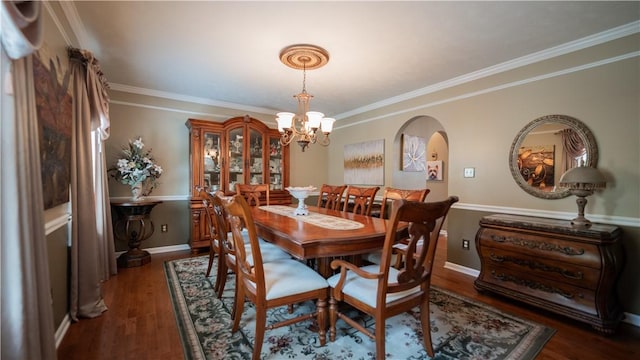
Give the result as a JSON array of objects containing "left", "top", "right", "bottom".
[{"left": 285, "top": 186, "right": 317, "bottom": 216}]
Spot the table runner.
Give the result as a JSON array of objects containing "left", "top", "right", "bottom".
[{"left": 258, "top": 205, "right": 364, "bottom": 230}]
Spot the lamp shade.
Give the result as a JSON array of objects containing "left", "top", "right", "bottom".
[
  {"left": 276, "top": 112, "right": 295, "bottom": 131},
  {"left": 559, "top": 166, "right": 606, "bottom": 191},
  {"left": 320, "top": 118, "right": 335, "bottom": 133}
]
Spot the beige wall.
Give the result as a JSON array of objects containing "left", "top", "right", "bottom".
[{"left": 328, "top": 35, "right": 640, "bottom": 314}]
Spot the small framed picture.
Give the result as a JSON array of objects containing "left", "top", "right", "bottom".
[{"left": 427, "top": 160, "right": 444, "bottom": 181}]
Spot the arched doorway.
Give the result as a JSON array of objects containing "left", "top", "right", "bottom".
[{"left": 391, "top": 116, "right": 449, "bottom": 201}]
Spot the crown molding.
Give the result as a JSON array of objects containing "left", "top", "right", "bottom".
[
  {"left": 109, "top": 83, "right": 276, "bottom": 115},
  {"left": 335, "top": 21, "right": 640, "bottom": 120}
]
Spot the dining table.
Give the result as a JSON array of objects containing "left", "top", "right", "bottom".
[{"left": 251, "top": 204, "right": 407, "bottom": 277}]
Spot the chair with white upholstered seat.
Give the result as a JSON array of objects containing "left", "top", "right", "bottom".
[
  {"left": 209, "top": 193, "right": 290, "bottom": 315},
  {"left": 224, "top": 194, "right": 329, "bottom": 360},
  {"left": 328, "top": 196, "right": 458, "bottom": 359}
]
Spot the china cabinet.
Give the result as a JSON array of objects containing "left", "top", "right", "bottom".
[
  {"left": 186, "top": 115, "right": 290, "bottom": 252},
  {"left": 474, "top": 214, "right": 624, "bottom": 334}
]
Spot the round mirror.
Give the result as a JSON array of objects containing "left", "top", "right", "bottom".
[{"left": 509, "top": 114, "right": 598, "bottom": 199}]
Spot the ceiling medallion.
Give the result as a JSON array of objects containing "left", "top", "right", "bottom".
[
  {"left": 276, "top": 44, "right": 334, "bottom": 152},
  {"left": 279, "top": 44, "right": 329, "bottom": 70}
]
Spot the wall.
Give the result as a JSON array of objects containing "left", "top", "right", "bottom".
[{"left": 329, "top": 34, "right": 640, "bottom": 315}]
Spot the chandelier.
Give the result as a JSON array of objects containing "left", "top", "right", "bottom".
[{"left": 276, "top": 44, "right": 335, "bottom": 152}]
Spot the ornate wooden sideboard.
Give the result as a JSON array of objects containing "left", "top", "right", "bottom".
[
  {"left": 474, "top": 214, "right": 624, "bottom": 334},
  {"left": 185, "top": 115, "right": 290, "bottom": 253}
]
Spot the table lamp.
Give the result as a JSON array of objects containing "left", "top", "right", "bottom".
[{"left": 558, "top": 165, "right": 606, "bottom": 227}]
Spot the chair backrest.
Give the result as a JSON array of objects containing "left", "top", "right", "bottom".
[
  {"left": 224, "top": 195, "right": 266, "bottom": 297},
  {"left": 342, "top": 185, "right": 380, "bottom": 216},
  {"left": 210, "top": 193, "right": 237, "bottom": 260},
  {"left": 379, "top": 196, "right": 458, "bottom": 297},
  {"left": 235, "top": 183, "right": 270, "bottom": 206},
  {"left": 378, "top": 187, "right": 430, "bottom": 219},
  {"left": 197, "top": 187, "right": 218, "bottom": 241},
  {"left": 317, "top": 184, "right": 347, "bottom": 210}
]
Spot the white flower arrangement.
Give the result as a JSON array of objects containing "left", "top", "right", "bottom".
[{"left": 110, "top": 137, "right": 163, "bottom": 195}]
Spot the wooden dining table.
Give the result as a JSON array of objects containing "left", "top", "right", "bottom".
[{"left": 251, "top": 204, "right": 406, "bottom": 277}]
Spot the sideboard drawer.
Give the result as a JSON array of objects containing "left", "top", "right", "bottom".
[
  {"left": 478, "top": 246, "right": 601, "bottom": 290},
  {"left": 478, "top": 227, "right": 601, "bottom": 269},
  {"left": 480, "top": 262, "right": 597, "bottom": 316}
]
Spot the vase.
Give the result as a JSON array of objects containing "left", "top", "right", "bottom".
[{"left": 131, "top": 183, "right": 144, "bottom": 201}]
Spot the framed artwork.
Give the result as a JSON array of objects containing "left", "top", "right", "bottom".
[
  {"left": 34, "top": 49, "right": 72, "bottom": 210},
  {"left": 518, "top": 145, "right": 555, "bottom": 191},
  {"left": 402, "top": 134, "right": 426, "bottom": 172},
  {"left": 344, "top": 139, "right": 384, "bottom": 185},
  {"left": 427, "top": 160, "right": 444, "bottom": 181}
]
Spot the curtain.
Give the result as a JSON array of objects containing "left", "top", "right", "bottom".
[
  {"left": 1, "top": 2, "right": 57, "bottom": 359},
  {"left": 560, "top": 128, "right": 585, "bottom": 173},
  {"left": 68, "top": 47, "right": 114, "bottom": 320}
]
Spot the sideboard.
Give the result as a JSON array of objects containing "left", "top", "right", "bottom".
[{"left": 474, "top": 214, "right": 625, "bottom": 334}]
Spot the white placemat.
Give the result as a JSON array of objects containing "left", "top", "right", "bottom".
[{"left": 258, "top": 205, "right": 364, "bottom": 230}]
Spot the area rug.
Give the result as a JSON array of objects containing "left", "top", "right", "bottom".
[{"left": 164, "top": 256, "right": 555, "bottom": 360}]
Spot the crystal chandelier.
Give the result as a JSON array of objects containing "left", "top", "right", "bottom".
[{"left": 276, "top": 44, "right": 335, "bottom": 152}]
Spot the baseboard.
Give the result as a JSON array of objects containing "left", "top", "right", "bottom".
[
  {"left": 55, "top": 314, "right": 71, "bottom": 349},
  {"left": 443, "top": 261, "right": 640, "bottom": 328},
  {"left": 115, "top": 243, "right": 191, "bottom": 257}
]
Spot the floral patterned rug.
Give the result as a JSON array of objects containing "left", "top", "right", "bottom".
[{"left": 164, "top": 256, "right": 555, "bottom": 360}]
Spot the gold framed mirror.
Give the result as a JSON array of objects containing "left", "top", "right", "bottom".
[{"left": 509, "top": 114, "right": 598, "bottom": 199}]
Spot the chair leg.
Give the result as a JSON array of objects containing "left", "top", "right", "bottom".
[
  {"left": 420, "top": 298, "right": 435, "bottom": 357},
  {"left": 206, "top": 249, "right": 215, "bottom": 277},
  {"left": 317, "top": 297, "right": 327, "bottom": 346},
  {"left": 230, "top": 275, "right": 245, "bottom": 323},
  {"left": 232, "top": 285, "right": 245, "bottom": 332},
  {"left": 252, "top": 304, "right": 267, "bottom": 360},
  {"left": 375, "top": 316, "right": 386, "bottom": 360},
  {"left": 329, "top": 296, "right": 337, "bottom": 342},
  {"left": 215, "top": 260, "right": 228, "bottom": 298}
]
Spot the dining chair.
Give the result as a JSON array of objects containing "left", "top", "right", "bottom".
[
  {"left": 364, "top": 187, "right": 431, "bottom": 265},
  {"left": 342, "top": 185, "right": 380, "bottom": 216},
  {"left": 327, "top": 196, "right": 459, "bottom": 359},
  {"left": 235, "top": 183, "right": 270, "bottom": 206},
  {"left": 209, "top": 193, "right": 290, "bottom": 315},
  {"left": 224, "top": 194, "right": 329, "bottom": 360},
  {"left": 197, "top": 187, "right": 221, "bottom": 278},
  {"left": 374, "top": 187, "right": 430, "bottom": 219},
  {"left": 316, "top": 184, "right": 347, "bottom": 210}
]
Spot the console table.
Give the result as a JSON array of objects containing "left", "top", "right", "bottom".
[
  {"left": 111, "top": 200, "right": 162, "bottom": 268},
  {"left": 474, "top": 214, "right": 624, "bottom": 334}
]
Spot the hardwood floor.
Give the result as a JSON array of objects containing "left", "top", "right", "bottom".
[{"left": 57, "top": 240, "right": 640, "bottom": 360}]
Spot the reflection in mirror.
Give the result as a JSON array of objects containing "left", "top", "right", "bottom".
[{"left": 509, "top": 115, "right": 598, "bottom": 199}]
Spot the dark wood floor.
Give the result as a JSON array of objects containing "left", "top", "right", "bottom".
[{"left": 57, "top": 240, "right": 640, "bottom": 360}]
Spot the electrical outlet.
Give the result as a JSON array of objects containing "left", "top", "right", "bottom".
[
  {"left": 161, "top": 224, "right": 168, "bottom": 233},
  {"left": 462, "top": 239, "right": 470, "bottom": 250}
]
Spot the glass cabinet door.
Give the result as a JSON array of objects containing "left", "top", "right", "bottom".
[
  {"left": 248, "top": 129, "right": 264, "bottom": 185},
  {"left": 268, "top": 136, "right": 284, "bottom": 190},
  {"left": 227, "top": 127, "right": 244, "bottom": 192},
  {"left": 203, "top": 132, "right": 221, "bottom": 191}
]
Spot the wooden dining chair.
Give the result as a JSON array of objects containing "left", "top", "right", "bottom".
[
  {"left": 364, "top": 187, "right": 431, "bottom": 265},
  {"left": 209, "top": 193, "right": 290, "bottom": 317},
  {"left": 235, "top": 183, "right": 270, "bottom": 206},
  {"left": 375, "top": 187, "right": 430, "bottom": 219},
  {"left": 197, "top": 187, "right": 221, "bottom": 278},
  {"left": 224, "top": 194, "right": 329, "bottom": 360},
  {"left": 342, "top": 185, "right": 380, "bottom": 216},
  {"left": 317, "top": 184, "right": 347, "bottom": 210},
  {"left": 328, "top": 196, "right": 459, "bottom": 359}
]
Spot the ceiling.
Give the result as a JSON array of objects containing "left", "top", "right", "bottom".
[{"left": 66, "top": 1, "right": 640, "bottom": 120}]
